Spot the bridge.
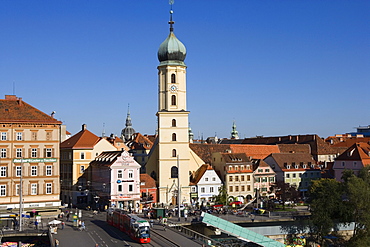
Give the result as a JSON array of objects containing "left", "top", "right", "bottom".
[{"left": 201, "top": 212, "right": 285, "bottom": 247}]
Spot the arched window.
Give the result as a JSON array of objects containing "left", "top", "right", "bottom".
[
  {"left": 171, "top": 74, "right": 176, "bottom": 83},
  {"left": 172, "top": 119, "right": 176, "bottom": 127},
  {"left": 172, "top": 149, "right": 177, "bottom": 157},
  {"left": 171, "top": 166, "right": 178, "bottom": 178},
  {"left": 171, "top": 95, "right": 176, "bottom": 105},
  {"left": 172, "top": 133, "right": 177, "bottom": 141}
]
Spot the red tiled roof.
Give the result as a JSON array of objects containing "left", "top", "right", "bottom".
[
  {"left": 267, "top": 153, "right": 318, "bottom": 170},
  {"left": 0, "top": 95, "right": 62, "bottom": 124},
  {"left": 140, "top": 173, "right": 157, "bottom": 188},
  {"left": 252, "top": 159, "right": 272, "bottom": 171},
  {"left": 230, "top": 144, "right": 280, "bottom": 159},
  {"left": 335, "top": 142, "right": 370, "bottom": 166},
  {"left": 190, "top": 143, "right": 233, "bottom": 165},
  {"left": 221, "top": 153, "right": 251, "bottom": 163},
  {"left": 126, "top": 133, "right": 153, "bottom": 150},
  {"left": 61, "top": 128, "right": 100, "bottom": 149},
  {"left": 331, "top": 137, "right": 370, "bottom": 148},
  {"left": 190, "top": 164, "right": 213, "bottom": 185}
]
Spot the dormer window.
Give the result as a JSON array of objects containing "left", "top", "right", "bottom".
[
  {"left": 303, "top": 164, "right": 307, "bottom": 169},
  {"left": 229, "top": 166, "right": 232, "bottom": 171},
  {"left": 295, "top": 165, "right": 298, "bottom": 169},
  {"left": 287, "top": 165, "right": 291, "bottom": 169}
]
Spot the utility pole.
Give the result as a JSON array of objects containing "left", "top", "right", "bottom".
[
  {"left": 19, "top": 157, "right": 23, "bottom": 232},
  {"left": 177, "top": 155, "right": 181, "bottom": 221}
]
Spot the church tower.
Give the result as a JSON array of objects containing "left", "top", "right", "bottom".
[
  {"left": 121, "top": 105, "right": 135, "bottom": 142},
  {"left": 146, "top": 7, "right": 192, "bottom": 205}
]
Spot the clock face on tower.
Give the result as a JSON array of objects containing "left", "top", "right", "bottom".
[{"left": 170, "top": 85, "right": 178, "bottom": 92}]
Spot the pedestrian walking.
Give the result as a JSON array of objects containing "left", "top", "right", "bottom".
[
  {"left": 55, "top": 238, "right": 60, "bottom": 247},
  {"left": 66, "top": 212, "right": 70, "bottom": 222},
  {"left": 34, "top": 220, "right": 38, "bottom": 230},
  {"left": 80, "top": 221, "right": 86, "bottom": 231},
  {"left": 61, "top": 221, "right": 65, "bottom": 230}
]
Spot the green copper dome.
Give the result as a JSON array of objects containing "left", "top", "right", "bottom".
[
  {"left": 158, "top": 32, "right": 186, "bottom": 65},
  {"left": 157, "top": 10, "right": 186, "bottom": 66}
]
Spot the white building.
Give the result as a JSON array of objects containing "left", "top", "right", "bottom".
[{"left": 190, "top": 164, "right": 222, "bottom": 205}]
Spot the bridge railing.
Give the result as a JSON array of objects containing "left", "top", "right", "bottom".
[{"left": 168, "top": 222, "right": 227, "bottom": 247}]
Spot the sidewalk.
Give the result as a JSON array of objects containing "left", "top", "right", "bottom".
[{"left": 50, "top": 221, "right": 95, "bottom": 247}]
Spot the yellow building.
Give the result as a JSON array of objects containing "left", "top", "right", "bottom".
[
  {"left": 60, "top": 124, "right": 118, "bottom": 207},
  {"left": 0, "top": 95, "right": 62, "bottom": 212}
]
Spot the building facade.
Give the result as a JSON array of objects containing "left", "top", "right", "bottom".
[
  {"left": 60, "top": 124, "right": 117, "bottom": 207},
  {"left": 0, "top": 95, "right": 62, "bottom": 211},
  {"left": 212, "top": 152, "right": 254, "bottom": 202},
  {"left": 189, "top": 164, "right": 222, "bottom": 205},
  {"left": 264, "top": 153, "right": 321, "bottom": 193},
  {"left": 332, "top": 142, "right": 370, "bottom": 182},
  {"left": 89, "top": 150, "right": 141, "bottom": 211},
  {"left": 252, "top": 159, "right": 276, "bottom": 198}
]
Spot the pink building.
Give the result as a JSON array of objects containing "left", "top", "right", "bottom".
[
  {"left": 252, "top": 159, "right": 276, "bottom": 198},
  {"left": 89, "top": 150, "right": 141, "bottom": 211},
  {"left": 333, "top": 142, "right": 370, "bottom": 182}
]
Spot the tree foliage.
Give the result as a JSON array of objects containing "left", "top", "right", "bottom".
[
  {"left": 213, "top": 185, "right": 228, "bottom": 205},
  {"left": 308, "top": 178, "right": 344, "bottom": 244},
  {"left": 342, "top": 167, "right": 370, "bottom": 246},
  {"left": 309, "top": 167, "right": 370, "bottom": 246}
]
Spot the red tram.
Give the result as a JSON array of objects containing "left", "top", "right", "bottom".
[{"left": 107, "top": 209, "right": 151, "bottom": 244}]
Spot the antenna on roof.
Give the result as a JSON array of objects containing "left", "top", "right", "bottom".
[{"left": 13, "top": 81, "right": 15, "bottom": 95}]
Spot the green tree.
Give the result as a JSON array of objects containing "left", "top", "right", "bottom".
[
  {"left": 271, "top": 181, "right": 300, "bottom": 210},
  {"left": 308, "top": 179, "right": 344, "bottom": 245},
  {"left": 342, "top": 167, "right": 370, "bottom": 246},
  {"left": 213, "top": 185, "right": 228, "bottom": 205}
]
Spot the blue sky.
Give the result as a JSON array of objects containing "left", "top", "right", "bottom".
[{"left": 0, "top": 1, "right": 369, "bottom": 139}]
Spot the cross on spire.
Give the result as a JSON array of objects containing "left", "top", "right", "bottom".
[{"left": 169, "top": 0, "right": 175, "bottom": 32}]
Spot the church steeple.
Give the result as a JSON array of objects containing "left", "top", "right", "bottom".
[
  {"left": 121, "top": 104, "right": 135, "bottom": 142},
  {"left": 157, "top": 8, "right": 186, "bottom": 66},
  {"left": 146, "top": 1, "right": 193, "bottom": 204},
  {"left": 231, "top": 121, "right": 239, "bottom": 139}
]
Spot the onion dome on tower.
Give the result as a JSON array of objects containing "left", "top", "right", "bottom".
[{"left": 157, "top": 9, "right": 186, "bottom": 66}]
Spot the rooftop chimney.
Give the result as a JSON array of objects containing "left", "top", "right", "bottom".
[
  {"left": 82, "top": 124, "right": 87, "bottom": 130},
  {"left": 5, "top": 95, "right": 17, "bottom": 100}
]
